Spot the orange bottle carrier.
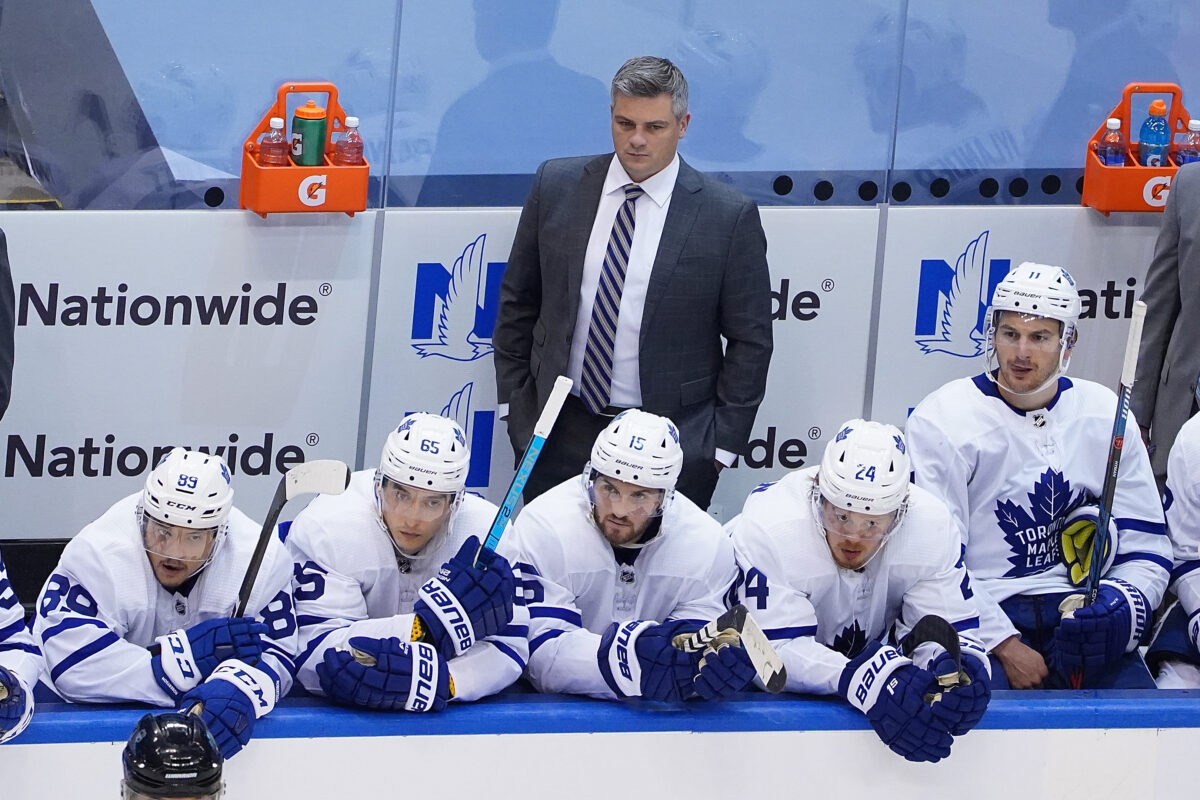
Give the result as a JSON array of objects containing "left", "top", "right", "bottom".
[
  {"left": 239, "top": 81, "right": 369, "bottom": 217},
  {"left": 1082, "top": 82, "right": 1190, "bottom": 215}
]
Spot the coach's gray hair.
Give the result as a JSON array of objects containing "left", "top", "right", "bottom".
[{"left": 611, "top": 56, "right": 689, "bottom": 119}]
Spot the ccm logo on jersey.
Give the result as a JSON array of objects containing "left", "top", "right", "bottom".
[{"left": 420, "top": 578, "right": 474, "bottom": 653}]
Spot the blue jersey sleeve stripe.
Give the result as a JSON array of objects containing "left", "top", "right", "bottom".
[
  {"left": 490, "top": 640, "right": 526, "bottom": 670},
  {"left": 296, "top": 615, "right": 332, "bottom": 628},
  {"left": 42, "top": 617, "right": 108, "bottom": 643},
  {"left": 295, "top": 628, "right": 337, "bottom": 669},
  {"left": 529, "top": 628, "right": 566, "bottom": 655},
  {"left": 262, "top": 644, "right": 298, "bottom": 676},
  {"left": 765, "top": 625, "right": 817, "bottom": 640},
  {"left": 1170, "top": 560, "right": 1200, "bottom": 583},
  {"left": 951, "top": 617, "right": 981, "bottom": 632},
  {"left": 49, "top": 631, "right": 121, "bottom": 683},
  {"left": 0, "top": 642, "right": 41, "bottom": 656},
  {"left": 1112, "top": 551, "right": 1173, "bottom": 573},
  {"left": 529, "top": 607, "right": 583, "bottom": 626},
  {"left": 497, "top": 624, "right": 528, "bottom": 638},
  {"left": 1115, "top": 517, "right": 1168, "bottom": 536},
  {"left": 0, "top": 617, "right": 28, "bottom": 641},
  {"left": 256, "top": 657, "right": 284, "bottom": 686}
]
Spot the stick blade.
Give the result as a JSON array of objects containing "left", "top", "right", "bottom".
[
  {"left": 737, "top": 606, "right": 787, "bottom": 693},
  {"left": 285, "top": 459, "right": 351, "bottom": 500}
]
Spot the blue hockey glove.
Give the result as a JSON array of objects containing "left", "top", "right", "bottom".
[
  {"left": 598, "top": 620, "right": 702, "bottom": 702},
  {"left": 926, "top": 653, "right": 991, "bottom": 735},
  {"left": 0, "top": 665, "right": 31, "bottom": 741},
  {"left": 414, "top": 536, "right": 515, "bottom": 660},
  {"left": 317, "top": 636, "right": 451, "bottom": 713},
  {"left": 180, "top": 660, "right": 278, "bottom": 759},
  {"left": 1050, "top": 578, "right": 1150, "bottom": 681},
  {"left": 692, "top": 638, "right": 756, "bottom": 701},
  {"left": 152, "top": 616, "right": 268, "bottom": 699},
  {"left": 839, "top": 641, "right": 953, "bottom": 763}
]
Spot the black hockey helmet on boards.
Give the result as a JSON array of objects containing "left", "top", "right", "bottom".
[{"left": 121, "top": 711, "right": 224, "bottom": 799}]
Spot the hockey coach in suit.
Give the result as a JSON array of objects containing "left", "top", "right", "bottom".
[
  {"left": 1133, "top": 161, "right": 1200, "bottom": 482},
  {"left": 493, "top": 55, "right": 772, "bottom": 509}
]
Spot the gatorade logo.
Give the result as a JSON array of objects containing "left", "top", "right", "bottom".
[
  {"left": 1143, "top": 175, "right": 1172, "bottom": 207},
  {"left": 298, "top": 174, "right": 327, "bottom": 207}
]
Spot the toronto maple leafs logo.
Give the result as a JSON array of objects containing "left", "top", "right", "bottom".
[
  {"left": 411, "top": 234, "right": 494, "bottom": 361},
  {"left": 994, "top": 468, "right": 1084, "bottom": 577},
  {"left": 892, "top": 434, "right": 905, "bottom": 455},
  {"left": 835, "top": 425, "right": 852, "bottom": 443},
  {"left": 831, "top": 620, "right": 868, "bottom": 658}
]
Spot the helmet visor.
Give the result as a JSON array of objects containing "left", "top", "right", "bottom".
[
  {"left": 123, "top": 786, "right": 222, "bottom": 800},
  {"left": 378, "top": 476, "right": 456, "bottom": 522},
  {"left": 587, "top": 474, "right": 666, "bottom": 520},
  {"left": 812, "top": 495, "right": 900, "bottom": 542},
  {"left": 141, "top": 515, "right": 218, "bottom": 563}
]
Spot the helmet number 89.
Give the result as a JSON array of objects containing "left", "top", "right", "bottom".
[
  {"left": 177, "top": 474, "right": 198, "bottom": 489},
  {"left": 420, "top": 439, "right": 440, "bottom": 454}
]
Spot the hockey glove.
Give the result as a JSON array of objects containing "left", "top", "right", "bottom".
[
  {"left": 598, "top": 620, "right": 702, "bottom": 702},
  {"left": 317, "top": 636, "right": 451, "bottom": 713},
  {"left": 152, "top": 617, "right": 268, "bottom": 700},
  {"left": 1059, "top": 505, "right": 1116, "bottom": 586},
  {"left": 180, "top": 659, "right": 278, "bottom": 759},
  {"left": 0, "top": 665, "right": 32, "bottom": 743},
  {"left": 926, "top": 653, "right": 990, "bottom": 735},
  {"left": 692, "top": 637, "right": 757, "bottom": 701},
  {"left": 838, "top": 641, "right": 953, "bottom": 763},
  {"left": 1050, "top": 578, "right": 1150, "bottom": 681},
  {"left": 414, "top": 536, "right": 515, "bottom": 661}
]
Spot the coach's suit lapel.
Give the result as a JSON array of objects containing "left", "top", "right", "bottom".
[
  {"left": 641, "top": 159, "right": 703, "bottom": 347},
  {"left": 565, "top": 155, "right": 613, "bottom": 324}
]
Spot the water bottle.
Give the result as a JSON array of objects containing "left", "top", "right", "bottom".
[
  {"left": 332, "top": 116, "right": 365, "bottom": 166},
  {"left": 1138, "top": 99, "right": 1170, "bottom": 166},
  {"left": 257, "top": 117, "right": 290, "bottom": 167},
  {"left": 1097, "top": 118, "right": 1126, "bottom": 166},
  {"left": 1175, "top": 119, "right": 1200, "bottom": 166},
  {"left": 290, "top": 100, "right": 327, "bottom": 166}
]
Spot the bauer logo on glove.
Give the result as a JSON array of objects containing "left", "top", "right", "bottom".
[{"left": 1060, "top": 504, "right": 1116, "bottom": 586}]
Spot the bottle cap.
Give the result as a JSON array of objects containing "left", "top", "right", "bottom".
[
  {"left": 1106, "top": 118, "right": 1121, "bottom": 130},
  {"left": 269, "top": 117, "right": 284, "bottom": 130},
  {"left": 1189, "top": 119, "right": 1200, "bottom": 132},
  {"left": 294, "top": 100, "right": 326, "bottom": 119},
  {"left": 1149, "top": 99, "right": 1167, "bottom": 116},
  {"left": 345, "top": 116, "right": 360, "bottom": 128}
]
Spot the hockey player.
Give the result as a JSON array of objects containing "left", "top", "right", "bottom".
[
  {"left": 287, "top": 413, "right": 523, "bottom": 712},
  {"left": 1, "top": 546, "right": 44, "bottom": 744},
  {"left": 34, "top": 448, "right": 297, "bottom": 758},
  {"left": 906, "top": 263, "right": 1171, "bottom": 689},
  {"left": 122, "top": 711, "right": 224, "bottom": 800},
  {"left": 728, "top": 420, "right": 990, "bottom": 763},
  {"left": 1146, "top": 414, "right": 1200, "bottom": 687},
  {"left": 509, "top": 410, "right": 756, "bottom": 702}
]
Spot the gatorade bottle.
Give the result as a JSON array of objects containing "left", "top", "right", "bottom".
[
  {"left": 1097, "top": 118, "right": 1126, "bottom": 166},
  {"left": 332, "top": 116, "right": 365, "bottom": 166},
  {"left": 291, "top": 100, "right": 327, "bottom": 166},
  {"left": 257, "top": 117, "right": 290, "bottom": 166},
  {"left": 1175, "top": 119, "right": 1200, "bottom": 166},
  {"left": 1138, "top": 99, "right": 1169, "bottom": 166}
]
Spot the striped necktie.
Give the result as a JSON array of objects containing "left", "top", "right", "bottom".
[{"left": 580, "top": 183, "right": 644, "bottom": 414}]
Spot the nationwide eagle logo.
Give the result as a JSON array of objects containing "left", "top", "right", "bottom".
[
  {"left": 440, "top": 381, "right": 494, "bottom": 489},
  {"left": 411, "top": 234, "right": 500, "bottom": 362},
  {"left": 913, "top": 230, "right": 1010, "bottom": 358},
  {"left": 994, "top": 468, "right": 1087, "bottom": 578}
]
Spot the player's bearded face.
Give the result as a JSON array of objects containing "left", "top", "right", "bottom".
[
  {"left": 818, "top": 499, "right": 894, "bottom": 570},
  {"left": 379, "top": 477, "right": 454, "bottom": 555},
  {"left": 993, "top": 311, "right": 1067, "bottom": 396},
  {"left": 142, "top": 515, "right": 218, "bottom": 589},
  {"left": 590, "top": 476, "right": 663, "bottom": 546}
]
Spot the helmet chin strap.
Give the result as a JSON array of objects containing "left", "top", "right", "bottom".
[{"left": 989, "top": 367, "right": 1062, "bottom": 398}]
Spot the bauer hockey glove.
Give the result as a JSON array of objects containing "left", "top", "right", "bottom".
[
  {"left": 692, "top": 638, "right": 757, "bottom": 701},
  {"left": 0, "top": 665, "right": 32, "bottom": 743},
  {"left": 598, "top": 619, "right": 703, "bottom": 702},
  {"left": 152, "top": 617, "right": 268, "bottom": 700},
  {"left": 317, "top": 636, "right": 451, "bottom": 713},
  {"left": 926, "top": 652, "right": 990, "bottom": 735},
  {"left": 838, "top": 641, "right": 953, "bottom": 763},
  {"left": 180, "top": 659, "right": 279, "bottom": 759},
  {"left": 1050, "top": 578, "right": 1150, "bottom": 681},
  {"left": 413, "top": 536, "right": 516, "bottom": 661}
]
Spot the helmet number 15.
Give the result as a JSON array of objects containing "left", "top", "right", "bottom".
[{"left": 628, "top": 436, "right": 645, "bottom": 451}]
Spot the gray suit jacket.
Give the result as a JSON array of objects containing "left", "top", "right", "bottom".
[
  {"left": 493, "top": 154, "right": 772, "bottom": 465},
  {"left": 1132, "top": 161, "right": 1200, "bottom": 478}
]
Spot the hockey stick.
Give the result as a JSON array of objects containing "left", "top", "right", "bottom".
[
  {"left": 672, "top": 604, "right": 788, "bottom": 693},
  {"left": 234, "top": 459, "right": 351, "bottom": 617},
  {"left": 1060, "top": 300, "right": 1146, "bottom": 688},
  {"left": 899, "top": 614, "right": 967, "bottom": 703},
  {"left": 473, "top": 375, "right": 573, "bottom": 566}
]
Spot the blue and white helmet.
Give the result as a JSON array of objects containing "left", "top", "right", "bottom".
[
  {"left": 141, "top": 448, "right": 234, "bottom": 531},
  {"left": 815, "top": 420, "right": 910, "bottom": 516},
  {"left": 378, "top": 413, "right": 471, "bottom": 495},
  {"left": 588, "top": 410, "right": 684, "bottom": 492},
  {"left": 984, "top": 262, "right": 1081, "bottom": 390}
]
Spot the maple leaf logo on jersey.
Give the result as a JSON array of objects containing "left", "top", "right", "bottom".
[
  {"left": 831, "top": 620, "right": 868, "bottom": 658},
  {"left": 994, "top": 468, "right": 1079, "bottom": 577}
]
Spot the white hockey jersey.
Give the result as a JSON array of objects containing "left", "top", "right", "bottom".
[
  {"left": 285, "top": 469, "right": 529, "bottom": 703},
  {"left": 33, "top": 492, "right": 297, "bottom": 706},
  {"left": 728, "top": 467, "right": 987, "bottom": 696},
  {"left": 508, "top": 477, "right": 736, "bottom": 700},
  {"left": 1164, "top": 414, "right": 1200, "bottom": 632},
  {"left": 907, "top": 374, "right": 1171, "bottom": 650},
  {"left": 1, "top": 547, "right": 44, "bottom": 742}
]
